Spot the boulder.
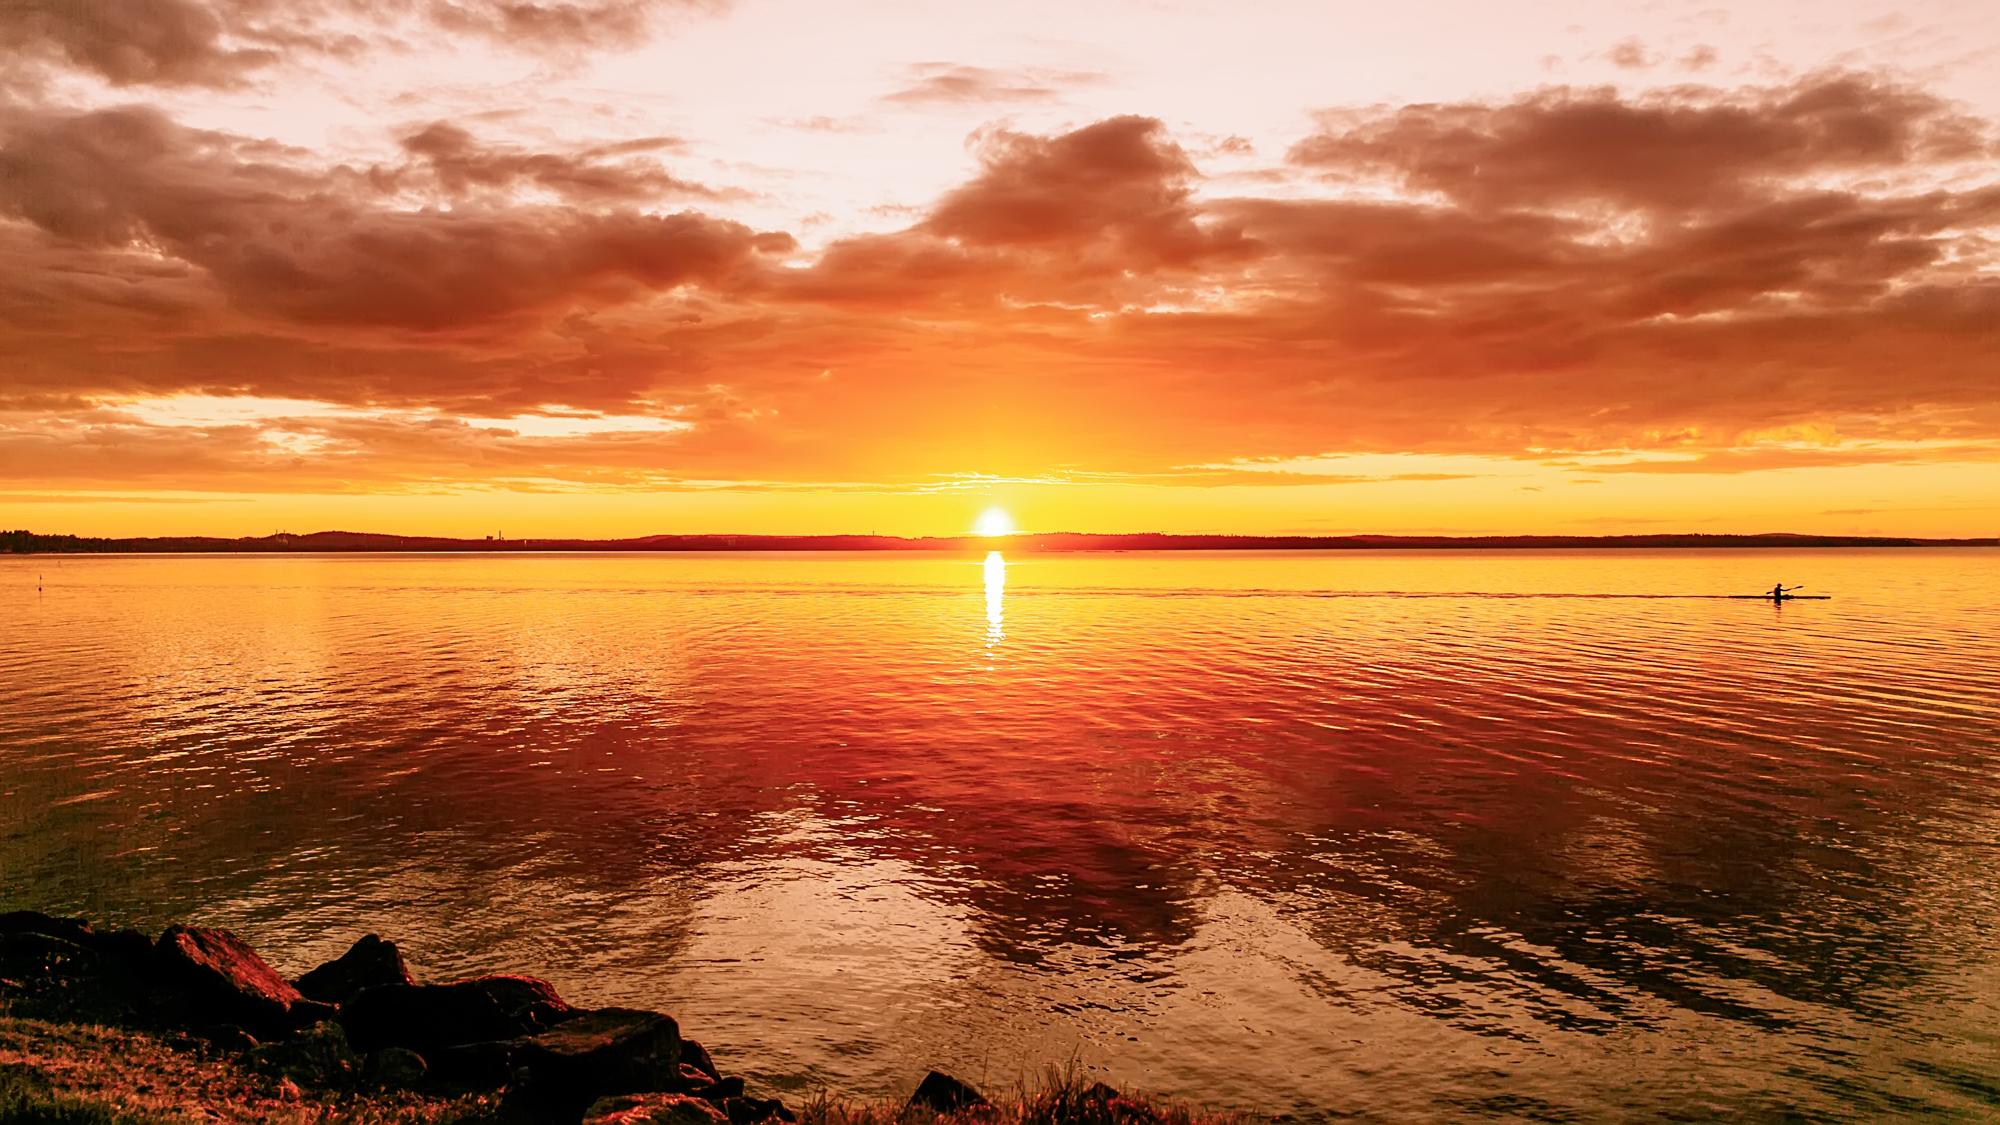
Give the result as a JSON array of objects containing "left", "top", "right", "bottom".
[
  {"left": 679, "top": 1065, "right": 719, "bottom": 1089},
  {"left": 361, "top": 1046, "right": 429, "bottom": 1089},
  {"left": 1081, "top": 1081, "right": 1121, "bottom": 1103},
  {"left": 290, "top": 997, "right": 339, "bottom": 1025},
  {"left": 679, "top": 1038, "right": 720, "bottom": 1083},
  {"left": 718, "top": 1095, "right": 795, "bottom": 1124},
  {"left": 584, "top": 1093, "right": 729, "bottom": 1125},
  {"left": 908, "top": 1071, "right": 989, "bottom": 1114},
  {"left": 691, "top": 1076, "right": 744, "bottom": 1102},
  {"left": 0, "top": 911, "right": 95, "bottom": 945},
  {"left": 513, "top": 1007, "right": 683, "bottom": 1112},
  {"left": 296, "top": 935, "right": 413, "bottom": 1005},
  {"left": 154, "top": 925, "right": 306, "bottom": 1036},
  {"left": 0, "top": 913, "right": 151, "bottom": 969},
  {"left": 427, "top": 1039, "right": 518, "bottom": 1089},
  {"left": 86, "top": 927, "right": 156, "bottom": 963},
  {"left": 339, "top": 975, "right": 572, "bottom": 1054},
  {"left": 245, "top": 1020, "right": 360, "bottom": 1087},
  {"left": 0, "top": 930, "right": 98, "bottom": 978},
  {"left": 0, "top": 928, "right": 151, "bottom": 1027}
]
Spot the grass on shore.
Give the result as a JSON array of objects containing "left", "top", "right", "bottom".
[
  {"left": 0, "top": 1015, "right": 1242, "bottom": 1125},
  {"left": 798, "top": 1067, "right": 1245, "bottom": 1124},
  {"left": 0, "top": 1016, "right": 498, "bottom": 1124}
]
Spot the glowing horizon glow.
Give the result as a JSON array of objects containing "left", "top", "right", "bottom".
[{"left": 972, "top": 508, "right": 1017, "bottom": 538}]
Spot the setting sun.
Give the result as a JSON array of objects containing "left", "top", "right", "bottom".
[{"left": 973, "top": 507, "right": 1017, "bottom": 537}]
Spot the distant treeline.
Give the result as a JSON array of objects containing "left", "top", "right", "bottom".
[{"left": 6, "top": 529, "right": 1996, "bottom": 554}]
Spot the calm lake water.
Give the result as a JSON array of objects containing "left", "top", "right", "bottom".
[{"left": 3, "top": 549, "right": 1999, "bottom": 1119}]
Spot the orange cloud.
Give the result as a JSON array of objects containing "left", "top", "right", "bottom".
[
  {"left": 879, "top": 64, "right": 1105, "bottom": 107},
  {"left": 390, "top": 121, "right": 725, "bottom": 203},
  {"left": 0, "top": 68, "right": 1995, "bottom": 520},
  {"left": 1, "top": 0, "right": 724, "bottom": 91},
  {"left": 1290, "top": 74, "right": 1991, "bottom": 213},
  {"left": 0, "top": 106, "right": 792, "bottom": 331}
]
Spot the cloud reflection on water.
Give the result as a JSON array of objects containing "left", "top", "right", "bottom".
[{"left": 2, "top": 550, "right": 1998, "bottom": 1117}]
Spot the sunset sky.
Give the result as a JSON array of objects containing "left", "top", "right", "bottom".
[{"left": 3, "top": 0, "right": 1997, "bottom": 537}]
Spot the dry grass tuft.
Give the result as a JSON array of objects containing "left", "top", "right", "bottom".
[
  {"left": 0, "top": 1016, "right": 501, "bottom": 1124},
  {"left": 795, "top": 1065, "right": 1246, "bottom": 1125},
  {"left": 0, "top": 1016, "right": 1246, "bottom": 1125}
]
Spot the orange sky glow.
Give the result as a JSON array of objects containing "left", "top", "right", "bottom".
[{"left": 3, "top": 0, "right": 1997, "bottom": 538}]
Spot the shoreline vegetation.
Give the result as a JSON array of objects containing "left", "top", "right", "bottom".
[
  {"left": 7, "top": 529, "right": 1997, "bottom": 555},
  {"left": 0, "top": 912, "right": 1242, "bottom": 1125}
]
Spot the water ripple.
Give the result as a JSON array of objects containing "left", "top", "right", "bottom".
[{"left": 2, "top": 548, "right": 1998, "bottom": 1120}]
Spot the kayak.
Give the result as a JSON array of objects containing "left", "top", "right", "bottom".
[{"left": 1728, "top": 595, "right": 1831, "bottom": 600}]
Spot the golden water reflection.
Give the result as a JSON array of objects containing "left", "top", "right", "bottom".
[
  {"left": 983, "top": 550, "right": 1005, "bottom": 645},
  {"left": 4, "top": 549, "right": 2000, "bottom": 1118}
]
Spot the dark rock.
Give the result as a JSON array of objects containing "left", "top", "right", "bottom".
[
  {"left": 0, "top": 931, "right": 98, "bottom": 978},
  {"left": 295, "top": 935, "right": 413, "bottom": 1005},
  {"left": 680, "top": 1038, "right": 719, "bottom": 1082},
  {"left": 720, "top": 1096, "right": 794, "bottom": 1124},
  {"left": 84, "top": 927, "right": 155, "bottom": 963},
  {"left": 0, "top": 913, "right": 155, "bottom": 965},
  {"left": 678, "top": 1065, "right": 717, "bottom": 1088},
  {"left": 339, "top": 975, "right": 572, "bottom": 1055},
  {"left": 245, "top": 1020, "right": 359, "bottom": 1087},
  {"left": 908, "top": 1071, "right": 989, "bottom": 1114},
  {"left": 513, "top": 1007, "right": 682, "bottom": 1113},
  {"left": 427, "top": 1039, "right": 518, "bottom": 1089},
  {"left": 1073, "top": 1083, "right": 1165, "bottom": 1124},
  {"left": 154, "top": 924, "right": 306, "bottom": 1036},
  {"left": 0, "top": 911, "right": 96, "bottom": 945},
  {"left": 361, "top": 1046, "right": 429, "bottom": 1089},
  {"left": 692, "top": 1076, "right": 744, "bottom": 1102},
  {"left": 470, "top": 974, "right": 573, "bottom": 1026},
  {"left": 0, "top": 922, "right": 154, "bottom": 984},
  {"left": 0, "top": 930, "right": 152, "bottom": 1026},
  {"left": 584, "top": 1093, "right": 728, "bottom": 1124},
  {"left": 289, "top": 998, "right": 339, "bottom": 1026}
]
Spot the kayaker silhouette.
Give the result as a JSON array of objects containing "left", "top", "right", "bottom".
[{"left": 1770, "top": 583, "right": 1803, "bottom": 602}]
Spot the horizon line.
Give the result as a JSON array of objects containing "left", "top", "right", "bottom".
[{"left": 7, "top": 529, "right": 1998, "bottom": 554}]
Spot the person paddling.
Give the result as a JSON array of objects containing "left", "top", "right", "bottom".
[{"left": 1770, "top": 582, "right": 1804, "bottom": 602}]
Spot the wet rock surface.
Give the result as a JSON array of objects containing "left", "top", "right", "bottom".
[
  {"left": 155, "top": 924, "right": 308, "bottom": 1037},
  {"left": 680, "top": 1037, "right": 720, "bottom": 1082},
  {"left": 361, "top": 1044, "right": 429, "bottom": 1088},
  {"left": 909, "top": 1069, "right": 991, "bottom": 1114},
  {"left": 338, "top": 974, "right": 572, "bottom": 1054},
  {"left": 513, "top": 1007, "right": 684, "bottom": 1113},
  {"left": 295, "top": 934, "right": 413, "bottom": 1005}
]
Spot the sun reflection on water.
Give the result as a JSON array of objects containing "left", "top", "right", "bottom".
[{"left": 984, "top": 551, "right": 1005, "bottom": 645}]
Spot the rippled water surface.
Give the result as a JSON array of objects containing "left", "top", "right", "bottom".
[{"left": 4, "top": 549, "right": 1999, "bottom": 1119}]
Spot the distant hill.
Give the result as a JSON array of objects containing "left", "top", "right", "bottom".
[{"left": 6, "top": 529, "right": 1996, "bottom": 554}]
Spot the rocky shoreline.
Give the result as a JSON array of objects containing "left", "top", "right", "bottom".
[{"left": 0, "top": 911, "right": 1157, "bottom": 1124}]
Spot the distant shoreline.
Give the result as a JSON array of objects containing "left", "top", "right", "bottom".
[{"left": 6, "top": 530, "right": 1997, "bottom": 554}]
